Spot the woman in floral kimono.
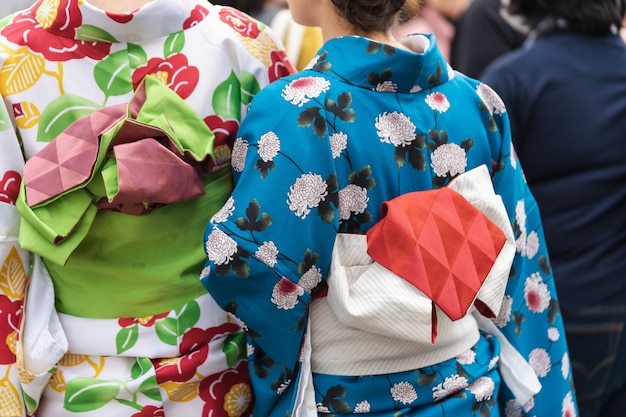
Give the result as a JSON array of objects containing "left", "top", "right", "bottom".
[
  {"left": 200, "top": 0, "right": 579, "bottom": 416},
  {"left": 0, "top": 0, "right": 295, "bottom": 415}
]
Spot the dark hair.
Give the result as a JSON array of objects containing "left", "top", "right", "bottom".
[
  {"left": 331, "top": 0, "right": 407, "bottom": 32},
  {"left": 397, "top": 0, "right": 424, "bottom": 25},
  {"left": 507, "top": 0, "right": 626, "bottom": 36}
]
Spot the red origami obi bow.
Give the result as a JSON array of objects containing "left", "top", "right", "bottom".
[{"left": 366, "top": 166, "right": 510, "bottom": 342}]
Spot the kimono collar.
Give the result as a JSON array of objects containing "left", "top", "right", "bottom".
[
  {"left": 309, "top": 34, "right": 453, "bottom": 94},
  {"left": 17, "top": 0, "right": 210, "bottom": 44}
]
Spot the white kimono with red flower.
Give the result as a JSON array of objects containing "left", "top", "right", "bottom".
[{"left": 0, "top": 0, "right": 295, "bottom": 416}]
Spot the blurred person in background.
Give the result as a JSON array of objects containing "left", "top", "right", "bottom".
[
  {"left": 481, "top": 1, "right": 626, "bottom": 416},
  {"left": 451, "top": 0, "right": 528, "bottom": 78}
]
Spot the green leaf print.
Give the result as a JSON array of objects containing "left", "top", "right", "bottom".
[
  {"left": 94, "top": 50, "right": 134, "bottom": 98},
  {"left": 0, "top": 103, "right": 11, "bottom": 133},
  {"left": 75, "top": 24, "right": 119, "bottom": 43},
  {"left": 131, "top": 357, "right": 154, "bottom": 379},
  {"left": 213, "top": 71, "right": 242, "bottom": 121},
  {"left": 128, "top": 44, "right": 149, "bottom": 69},
  {"left": 116, "top": 324, "right": 139, "bottom": 354},
  {"left": 224, "top": 332, "right": 247, "bottom": 368},
  {"left": 138, "top": 376, "right": 162, "bottom": 402},
  {"left": 37, "top": 94, "right": 101, "bottom": 143},
  {"left": 155, "top": 317, "right": 179, "bottom": 346},
  {"left": 240, "top": 70, "right": 261, "bottom": 106},
  {"left": 64, "top": 378, "right": 123, "bottom": 413},
  {"left": 175, "top": 300, "right": 201, "bottom": 331},
  {"left": 23, "top": 390, "right": 37, "bottom": 416},
  {"left": 164, "top": 32, "right": 185, "bottom": 58}
]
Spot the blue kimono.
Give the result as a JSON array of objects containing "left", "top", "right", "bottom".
[{"left": 201, "top": 34, "right": 578, "bottom": 417}]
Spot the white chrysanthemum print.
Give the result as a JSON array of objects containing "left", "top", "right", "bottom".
[
  {"left": 504, "top": 399, "right": 523, "bottom": 417},
  {"left": 200, "top": 265, "right": 211, "bottom": 279},
  {"left": 376, "top": 80, "right": 398, "bottom": 92},
  {"left": 447, "top": 64, "right": 456, "bottom": 80},
  {"left": 476, "top": 83, "right": 506, "bottom": 115},
  {"left": 227, "top": 312, "right": 248, "bottom": 331},
  {"left": 529, "top": 348, "right": 552, "bottom": 377},
  {"left": 524, "top": 272, "right": 551, "bottom": 313},
  {"left": 354, "top": 401, "right": 371, "bottom": 413},
  {"left": 526, "top": 230, "right": 540, "bottom": 259},
  {"left": 287, "top": 173, "right": 328, "bottom": 219},
  {"left": 494, "top": 295, "right": 513, "bottom": 328},
  {"left": 432, "top": 374, "right": 468, "bottom": 401},
  {"left": 271, "top": 277, "right": 304, "bottom": 310},
  {"left": 255, "top": 241, "right": 279, "bottom": 267},
  {"left": 391, "top": 381, "right": 418, "bottom": 405},
  {"left": 281, "top": 76, "right": 331, "bottom": 107},
  {"left": 548, "top": 327, "right": 560, "bottom": 342},
  {"left": 561, "top": 353, "right": 570, "bottom": 379},
  {"left": 425, "top": 91, "right": 450, "bottom": 113},
  {"left": 431, "top": 143, "right": 467, "bottom": 177},
  {"left": 298, "top": 266, "right": 322, "bottom": 292},
  {"left": 456, "top": 349, "right": 476, "bottom": 365},
  {"left": 231, "top": 138, "right": 249, "bottom": 172},
  {"left": 247, "top": 343, "right": 255, "bottom": 357},
  {"left": 330, "top": 132, "right": 348, "bottom": 159},
  {"left": 277, "top": 381, "right": 290, "bottom": 395},
  {"left": 510, "top": 144, "right": 518, "bottom": 169},
  {"left": 212, "top": 196, "right": 235, "bottom": 223},
  {"left": 375, "top": 111, "right": 416, "bottom": 146},
  {"left": 303, "top": 54, "right": 320, "bottom": 70},
  {"left": 515, "top": 200, "right": 527, "bottom": 230},
  {"left": 338, "top": 184, "right": 369, "bottom": 221},
  {"left": 562, "top": 392, "right": 576, "bottom": 417},
  {"left": 410, "top": 85, "right": 423, "bottom": 93},
  {"left": 206, "top": 228, "right": 238, "bottom": 265},
  {"left": 316, "top": 404, "right": 331, "bottom": 413},
  {"left": 468, "top": 376, "right": 495, "bottom": 402},
  {"left": 258, "top": 131, "right": 281, "bottom": 162},
  {"left": 488, "top": 356, "right": 499, "bottom": 371}
]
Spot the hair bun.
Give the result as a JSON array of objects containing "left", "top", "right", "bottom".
[{"left": 331, "top": 0, "right": 407, "bottom": 32}]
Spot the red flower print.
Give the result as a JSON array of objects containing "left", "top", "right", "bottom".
[
  {"left": 0, "top": 171, "right": 21, "bottom": 205},
  {"left": 106, "top": 12, "right": 135, "bottom": 24},
  {"left": 153, "top": 323, "right": 241, "bottom": 384},
  {"left": 184, "top": 5, "right": 210, "bottom": 29},
  {"left": 132, "top": 54, "right": 199, "bottom": 99},
  {"left": 131, "top": 405, "right": 164, "bottom": 417},
  {"left": 1, "top": 0, "right": 111, "bottom": 62},
  {"left": 219, "top": 8, "right": 260, "bottom": 39},
  {"left": 0, "top": 296, "right": 23, "bottom": 364},
  {"left": 118, "top": 312, "right": 169, "bottom": 328},
  {"left": 268, "top": 50, "right": 296, "bottom": 83},
  {"left": 199, "top": 360, "right": 253, "bottom": 417},
  {"left": 204, "top": 115, "right": 240, "bottom": 150}
]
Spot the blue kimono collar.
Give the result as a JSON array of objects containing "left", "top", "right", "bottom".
[{"left": 308, "top": 34, "right": 453, "bottom": 94}]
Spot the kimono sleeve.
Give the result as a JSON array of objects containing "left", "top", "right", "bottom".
[
  {"left": 0, "top": 99, "right": 29, "bottom": 417},
  {"left": 200, "top": 79, "right": 340, "bottom": 417},
  {"left": 489, "top": 110, "right": 579, "bottom": 415}
]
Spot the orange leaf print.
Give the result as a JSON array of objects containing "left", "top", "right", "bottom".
[
  {"left": 14, "top": 101, "right": 40, "bottom": 130},
  {"left": 0, "top": 247, "right": 27, "bottom": 301},
  {"left": 0, "top": 365, "right": 23, "bottom": 416},
  {"left": 0, "top": 46, "right": 46, "bottom": 96}
]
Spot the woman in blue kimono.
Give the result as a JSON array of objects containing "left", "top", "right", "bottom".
[{"left": 200, "top": 0, "right": 579, "bottom": 416}]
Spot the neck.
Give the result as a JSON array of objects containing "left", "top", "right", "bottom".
[{"left": 87, "top": 0, "right": 150, "bottom": 13}]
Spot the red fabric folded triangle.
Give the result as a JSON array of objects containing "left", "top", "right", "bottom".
[{"left": 366, "top": 187, "right": 506, "bottom": 342}]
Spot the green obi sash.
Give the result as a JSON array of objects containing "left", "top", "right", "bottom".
[{"left": 17, "top": 76, "right": 233, "bottom": 318}]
